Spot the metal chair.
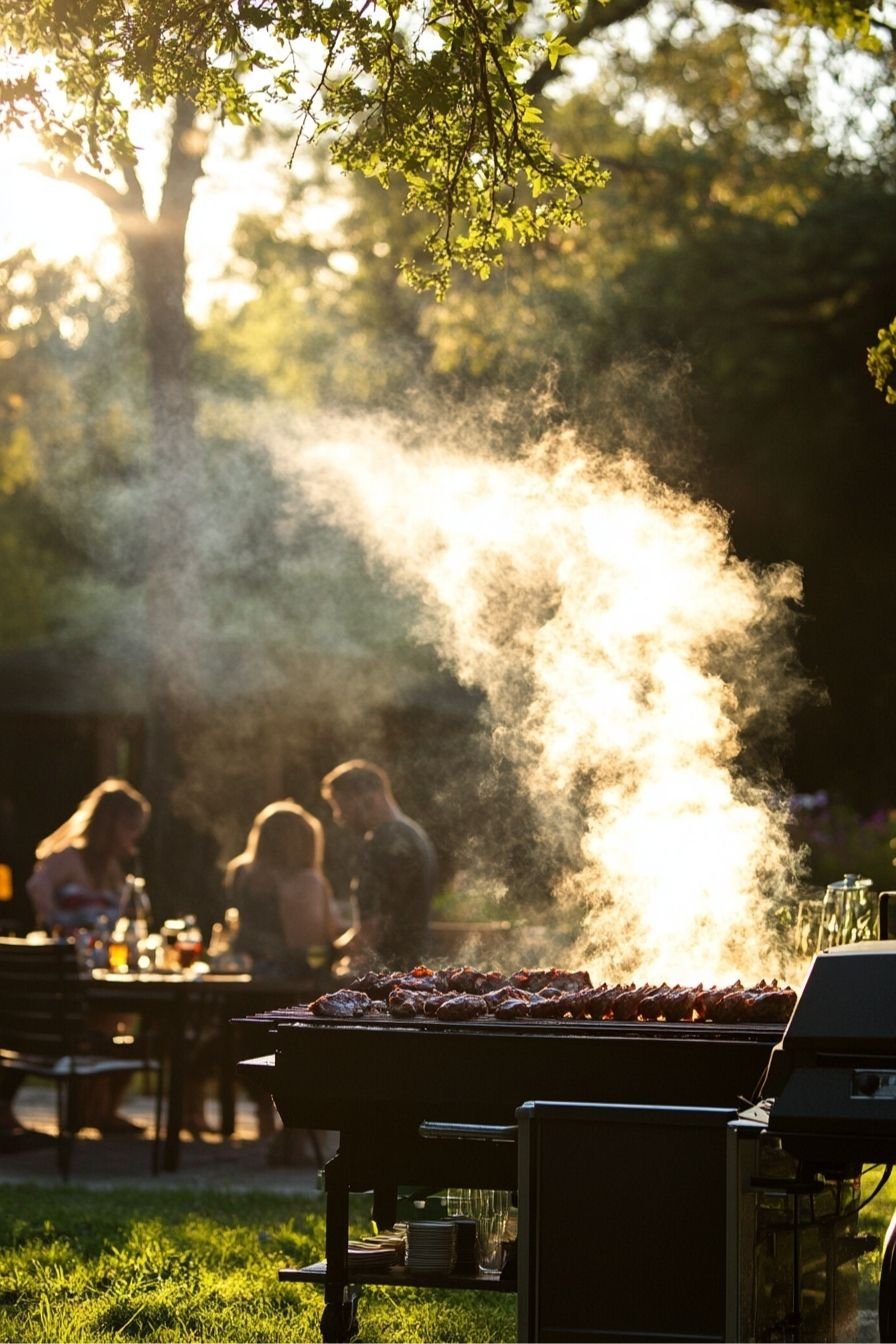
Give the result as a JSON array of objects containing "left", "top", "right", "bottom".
[{"left": 0, "top": 936, "right": 163, "bottom": 1179}]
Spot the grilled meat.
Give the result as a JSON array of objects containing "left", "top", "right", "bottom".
[
  {"left": 388, "top": 987, "right": 427, "bottom": 1017},
  {"left": 310, "top": 989, "right": 372, "bottom": 1017},
  {"left": 695, "top": 982, "right": 743, "bottom": 1020},
  {"left": 493, "top": 996, "right": 533, "bottom": 1019},
  {"left": 661, "top": 985, "right": 700, "bottom": 1022},
  {"left": 436, "top": 993, "right": 487, "bottom": 1021},
  {"left": 445, "top": 967, "right": 507, "bottom": 995},
  {"left": 482, "top": 985, "right": 517, "bottom": 1012},
  {"left": 510, "top": 968, "right": 592, "bottom": 994},
  {"left": 314, "top": 967, "right": 795, "bottom": 1025},
  {"left": 638, "top": 984, "right": 673, "bottom": 1020},
  {"left": 609, "top": 985, "right": 652, "bottom": 1021}
]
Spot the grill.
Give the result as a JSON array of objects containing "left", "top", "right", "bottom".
[
  {"left": 241, "top": 944, "right": 896, "bottom": 1342},
  {"left": 256, "top": 1007, "right": 780, "bottom": 1127},
  {"left": 238, "top": 1000, "right": 782, "bottom": 1342}
]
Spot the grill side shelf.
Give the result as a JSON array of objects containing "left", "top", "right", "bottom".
[{"left": 278, "top": 1262, "right": 515, "bottom": 1292}]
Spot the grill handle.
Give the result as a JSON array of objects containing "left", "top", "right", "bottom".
[{"left": 419, "top": 1121, "right": 517, "bottom": 1143}]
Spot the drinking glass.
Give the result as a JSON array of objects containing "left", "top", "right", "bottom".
[
  {"left": 471, "top": 1190, "right": 510, "bottom": 1273},
  {"left": 445, "top": 1188, "right": 473, "bottom": 1217},
  {"left": 477, "top": 1213, "right": 507, "bottom": 1273},
  {"left": 176, "top": 927, "right": 204, "bottom": 969}
]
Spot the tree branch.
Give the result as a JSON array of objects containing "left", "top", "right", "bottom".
[
  {"left": 526, "top": 0, "right": 654, "bottom": 94},
  {"left": 29, "top": 161, "right": 127, "bottom": 213}
]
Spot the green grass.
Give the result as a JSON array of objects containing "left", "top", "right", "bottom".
[
  {"left": 0, "top": 1187, "right": 515, "bottom": 1342},
  {"left": 1, "top": 1173, "right": 893, "bottom": 1342}
]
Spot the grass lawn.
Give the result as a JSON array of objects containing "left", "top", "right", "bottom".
[
  {"left": 1, "top": 1172, "right": 893, "bottom": 1342},
  {"left": 0, "top": 1186, "right": 515, "bottom": 1342}
]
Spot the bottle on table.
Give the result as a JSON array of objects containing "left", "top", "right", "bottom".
[
  {"left": 121, "top": 872, "right": 152, "bottom": 942},
  {"left": 208, "top": 907, "right": 245, "bottom": 972}
]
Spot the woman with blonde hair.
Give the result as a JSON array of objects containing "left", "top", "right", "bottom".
[
  {"left": 200, "top": 800, "right": 347, "bottom": 1152},
  {"left": 23, "top": 778, "right": 151, "bottom": 1134},
  {"left": 225, "top": 799, "right": 345, "bottom": 978},
  {"left": 27, "top": 778, "right": 150, "bottom": 934}
]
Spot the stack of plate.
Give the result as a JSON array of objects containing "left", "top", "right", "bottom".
[
  {"left": 405, "top": 1220, "right": 457, "bottom": 1273},
  {"left": 345, "top": 1237, "right": 403, "bottom": 1268}
]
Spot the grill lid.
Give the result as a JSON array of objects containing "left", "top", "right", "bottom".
[
  {"left": 773, "top": 941, "right": 896, "bottom": 1058},
  {"left": 766, "top": 942, "right": 896, "bottom": 1164}
]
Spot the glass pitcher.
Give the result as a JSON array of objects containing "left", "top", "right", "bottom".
[{"left": 816, "top": 873, "right": 876, "bottom": 951}]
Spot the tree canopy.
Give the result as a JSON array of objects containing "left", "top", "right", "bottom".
[{"left": 0, "top": 0, "right": 888, "bottom": 295}]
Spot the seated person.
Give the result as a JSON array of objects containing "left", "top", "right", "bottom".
[
  {"left": 226, "top": 799, "right": 347, "bottom": 980},
  {"left": 194, "top": 799, "right": 349, "bottom": 1147},
  {"left": 25, "top": 778, "right": 151, "bottom": 1134}
]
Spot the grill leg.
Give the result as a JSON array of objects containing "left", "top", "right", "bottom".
[
  {"left": 320, "top": 1152, "right": 359, "bottom": 1341},
  {"left": 320, "top": 1287, "right": 360, "bottom": 1343}
]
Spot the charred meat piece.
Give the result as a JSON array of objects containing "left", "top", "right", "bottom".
[
  {"left": 638, "top": 984, "right": 672, "bottom": 1020},
  {"left": 310, "top": 989, "right": 372, "bottom": 1018},
  {"left": 544, "top": 970, "right": 593, "bottom": 992},
  {"left": 393, "top": 974, "right": 442, "bottom": 993},
  {"left": 387, "top": 987, "right": 427, "bottom": 1017},
  {"left": 695, "top": 982, "right": 743, "bottom": 1020},
  {"left": 660, "top": 985, "right": 699, "bottom": 1022},
  {"left": 494, "top": 996, "right": 532, "bottom": 1020},
  {"left": 422, "top": 993, "right": 456, "bottom": 1016},
  {"left": 528, "top": 994, "right": 565, "bottom": 1018},
  {"left": 509, "top": 968, "right": 556, "bottom": 993},
  {"left": 558, "top": 989, "right": 594, "bottom": 1019},
  {"left": 445, "top": 967, "right": 507, "bottom": 995},
  {"left": 708, "top": 982, "right": 793, "bottom": 1023},
  {"left": 584, "top": 984, "right": 629, "bottom": 1019},
  {"left": 581, "top": 984, "right": 609, "bottom": 1018},
  {"left": 609, "top": 985, "right": 651, "bottom": 1021},
  {"left": 710, "top": 990, "right": 754, "bottom": 1023},
  {"left": 738, "top": 984, "right": 797, "bottom": 1022},
  {"left": 436, "top": 993, "right": 487, "bottom": 1021},
  {"left": 482, "top": 985, "right": 517, "bottom": 1012},
  {"left": 347, "top": 971, "right": 404, "bottom": 1000}
]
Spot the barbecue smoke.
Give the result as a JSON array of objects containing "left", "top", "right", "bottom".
[{"left": 274, "top": 417, "right": 806, "bottom": 987}]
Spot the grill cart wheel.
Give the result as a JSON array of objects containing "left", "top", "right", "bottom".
[{"left": 320, "top": 1286, "right": 360, "bottom": 1343}]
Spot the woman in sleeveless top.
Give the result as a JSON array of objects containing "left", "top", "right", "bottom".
[
  {"left": 20, "top": 779, "right": 151, "bottom": 1135},
  {"left": 205, "top": 800, "right": 347, "bottom": 1151},
  {"left": 26, "top": 778, "right": 149, "bottom": 935},
  {"left": 225, "top": 799, "right": 345, "bottom": 980}
]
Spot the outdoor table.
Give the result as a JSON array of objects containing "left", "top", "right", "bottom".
[
  {"left": 87, "top": 969, "right": 323, "bottom": 1170},
  {"left": 87, "top": 970, "right": 251, "bottom": 1171}
]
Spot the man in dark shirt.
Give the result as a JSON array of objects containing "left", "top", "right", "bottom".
[{"left": 321, "top": 759, "right": 437, "bottom": 970}]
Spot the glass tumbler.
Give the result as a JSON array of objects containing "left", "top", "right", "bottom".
[{"left": 471, "top": 1190, "right": 510, "bottom": 1273}]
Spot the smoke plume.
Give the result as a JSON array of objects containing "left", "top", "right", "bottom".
[{"left": 271, "top": 415, "right": 807, "bottom": 986}]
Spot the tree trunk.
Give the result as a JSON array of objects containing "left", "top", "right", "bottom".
[{"left": 114, "top": 99, "right": 216, "bottom": 913}]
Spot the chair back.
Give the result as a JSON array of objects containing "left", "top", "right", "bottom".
[{"left": 0, "top": 936, "right": 87, "bottom": 1060}]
